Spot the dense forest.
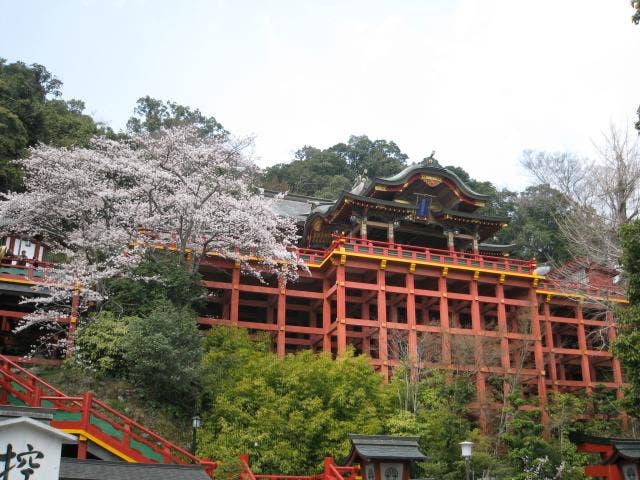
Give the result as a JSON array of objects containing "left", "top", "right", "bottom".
[{"left": 4, "top": 58, "right": 640, "bottom": 480}]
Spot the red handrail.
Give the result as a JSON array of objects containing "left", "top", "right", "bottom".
[{"left": 0, "top": 354, "right": 216, "bottom": 475}]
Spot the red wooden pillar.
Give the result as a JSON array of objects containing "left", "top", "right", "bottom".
[
  {"left": 470, "top": 275, "right": 486, "bottom": 430},
  {"left": 322, "top": 278, "right": 332, "bottom": 353},
  {"left": 77, "top": 435, "right": 88, "bottom": 459},
  {"left": 607, "top": 310, "right": 628, "bottom": 429},
  {"left": 277, "top": 277, "right": 286, "bottom": 358},
  {"left": 362, "top": 303, "right": 371, "bottom": 356},
  {"left": 406, "top": 268, "right": 417, "bottom": 365},
  {"left": 336, "top": 262, "right": 347, "bottom": 355},
  {"left": 377, "top": 267, "right": 389, "bottom": 381},
  {"left": 230, "top": 262, "right": 241, "bottom": 324},
  {"left": 576, "top": 300, "right": 592, "bottom": 393},
  {"left": 529, "top": 289, "right": 549, "bottom": 430},
  {"left": 543, "top": 301, "right": 558, "bottom": 392},
  {"left": 496, "top": 283, "right": 511, "bottom": 399},
  {"left": 438, "top": 275, "right": 451, "bottom": 366}
]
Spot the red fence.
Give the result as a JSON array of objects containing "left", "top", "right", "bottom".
[
  {"left": 239, "top": 454, "right": 359, "bottom": 480},
  {"left": 0, "top": 354, "right": 216, "bottom": 475},
  {"left": 298, "top": 236, "right": 537, "bottom": 274}
]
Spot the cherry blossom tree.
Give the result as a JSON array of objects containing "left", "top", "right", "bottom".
[{"left": 0, "top": 126, "right": 303, "bottom": 353}]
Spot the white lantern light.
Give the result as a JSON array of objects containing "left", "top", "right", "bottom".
[
  {"left": 192, "top": 415, "right": 202, "bottom": 429},
  {"left": 459, "top": 440, "right": 474, "bottom": 459}
]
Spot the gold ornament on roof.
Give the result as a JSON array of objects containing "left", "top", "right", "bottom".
[{"left": 421, "top": 175, "right": 442, "bottom": 187}]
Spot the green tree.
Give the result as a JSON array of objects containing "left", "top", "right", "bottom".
[
  {"left": 262, "top": 135, "right": 408, "bottom": 199},
  {"left": 104, "top": 251, "right": 206, "bottom": 316},
  {"left": 613, "top": 220, "right": 640, "bottom": 417},
  {"left": 199, "top": 327, "right": 389, "bottom": 474},
  {"left": 123, "top": 300, "right": 202, "bottom": 409},
  {"left": 126, "top": 96, "right": 227, "bottom": 138},
  {"left": 496, "top": 184, "right": 573, "bottom": 263},
  {"left": 74, "top": 311, "right": 132, "bottom": 375},
  {"left": 0, "top": 59, "right": 101, "bottom": 191}
]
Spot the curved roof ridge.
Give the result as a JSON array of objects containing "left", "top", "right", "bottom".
[{"left": 366, "top": 162, "right": 491, "bottom": 201}]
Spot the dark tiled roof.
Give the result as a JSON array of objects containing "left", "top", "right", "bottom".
[
  {"left": 348, "top": 435, "right": 427, "bottom": 461},
  {"left": 570, "top": 433, "right": 640, "bottom": 461},
  {"left": 59, "top": 458, "right": 211, "bottom": 480}
]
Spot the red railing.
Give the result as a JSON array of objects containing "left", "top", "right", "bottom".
[
  {"left": 0, "top": 257, "right": 57, "bottom": 283},
  {"left": 538, "top": 279, "right": 627, "bottom": 302},
  {"left": 239, "top": 454, "right": 358, "bottom": 480},
  {"left": 0, "top": 354, "right": 216, "bottom": 475},
  {"left": 296, "top": 236, "right": 537, "bottom": 274}
]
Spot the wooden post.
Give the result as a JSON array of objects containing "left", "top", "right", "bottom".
[
  {"left": 496, "top": 283, "right": 511, "bottom": 396},
  {"left": 529, "top": 289, "right": 549, "bottom": 431},
  {"left": 322, "top": 278, "right": 332, "bottom": 353},
  {"left": 576, "top": 301, "right": 592, "bottom": 393},
  {"left": 77, "top": 435, "right": 88, "bottom": 459},
  {"left": 336, "top": 263, "right": 347, "bottom": 355},
  {"left": 362, "top": 302, "right": 371, "bottom": 356},
  {"left": 277, "top": 277, "right": 286, "bottom": 358},
  {"left": 470, "top": 275, "right": 486, "bottom": 430},
  {"left": 377, "top": 267, "right": 389, "bottom": 381},
  {"left": 438, "top": 275, "right": 451, "bottom": 365},
  {"left": 361, "top": 218, "right": 368, "bottom": 240},
  {"left": 387, "top": 223, "right": 394, "bottom": 244},
  {"left": 543, "top": 301, "right": 558, "bottom": 392},
  {"left": 230, "top": 262, "right": 241, "bottom": 324},
  {"left": 406, "top": 270, "right": 417, "bottom": 367}
]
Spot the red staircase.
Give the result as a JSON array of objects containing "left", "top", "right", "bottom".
[{"left": 0, "top": 354, "right": 216, "bottom": 476}]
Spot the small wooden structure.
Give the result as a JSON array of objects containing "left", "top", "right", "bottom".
[
  {"left": 345, "top": 435, "right": 426, "bottom": 480},
  {"left": 571, "top": 433, "right": 640, "bottom": 480}
]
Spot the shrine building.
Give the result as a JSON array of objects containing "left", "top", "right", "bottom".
[
  {"left": 0, "top": 157, "right": 628, "bottom": 430},
  {"left": 197, "top": 157, "right": 626, "bottom": 429}
]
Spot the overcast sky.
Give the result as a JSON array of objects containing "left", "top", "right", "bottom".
[{"left": 2, "top": 0, "right": 639, "bottom": 190}]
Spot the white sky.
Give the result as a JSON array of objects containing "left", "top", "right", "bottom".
[{"left": 1, "top": 0, "right": 639, "bottom": 190}]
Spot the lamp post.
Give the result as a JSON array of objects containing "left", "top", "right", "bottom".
[
  {"left": 191, "top": 415, "right": 202, "bottom": 455},
  {"left": 459, "top": 441, "right": 474, "bottom": 480}
]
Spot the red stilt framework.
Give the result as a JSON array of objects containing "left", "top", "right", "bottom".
[{"left": 199, "top": 236, "right": 627, "bottom": 429}]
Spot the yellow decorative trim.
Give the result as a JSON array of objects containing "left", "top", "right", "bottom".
[
  {"left": 474, "top": 201, "right": 486, "bottom": 207},
  {"left": 0, "top": 277, "right": 35, "bottom": 286},
  {"left": 374, "top": 185, "right": 388, "bottom": 191},
  {"left": 420, "top": 175, "right": 442, "bottom": 187},
  {"left": 61, "top": 429, "right": 135, "bottom": 462},
  {"left": 442, "top": 267, "right": 448, "bottom": 277},
  {"left": 340, "top": 254, "right": 346, "bottom": 266},
  {"left": 499, "top": 274, "right": 505, "bottom": 284},
  {"left": 473, "top": 271, "right": 479, "bottom": 280},
  {"left": 380, "top": 259, "right": 387, "bottom": 270},
  {"left": 409, "top": 263, "right": 416, "bottom": 273}
]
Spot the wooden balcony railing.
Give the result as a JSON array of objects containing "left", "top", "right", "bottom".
[{"left": 297, "top": 236, "right": 537, "bottom": 274}]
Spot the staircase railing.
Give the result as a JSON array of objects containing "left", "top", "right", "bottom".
[{"left": 0, "top": 354, "right": 216, "bottom": 476}]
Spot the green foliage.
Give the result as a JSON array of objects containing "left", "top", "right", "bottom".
[
  {"left": 496, "top": 184, "right": 573, "bottom": 263},
  {"left": 0, "top": 59, "right": 101, "bottom": 191},
  {"left": 104, "top": 251, "right": 205, "bottom": 316},
  {"left": 123, "top": 300, "right": 202, "bottom": 409},
  {"left": 75, "top": 311, "right": 131, "bottom": 375},
  {"left": 613, "top": 220, "right": 640, "bottom": 416},
  {"left": 30, "top": 362, "right": 194, "bottom": 449},
  {"left": 262, "top": 135, "right": 408, "bottom": 199},
  {"left": 199, "top": 327, "right": 388, "bottom": 474},
  {"left": 386, "top": 371, "right": 477, "bottom": 480},
  {"left": 126, "top": 96, "right": 227, "bottom": 138}
]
